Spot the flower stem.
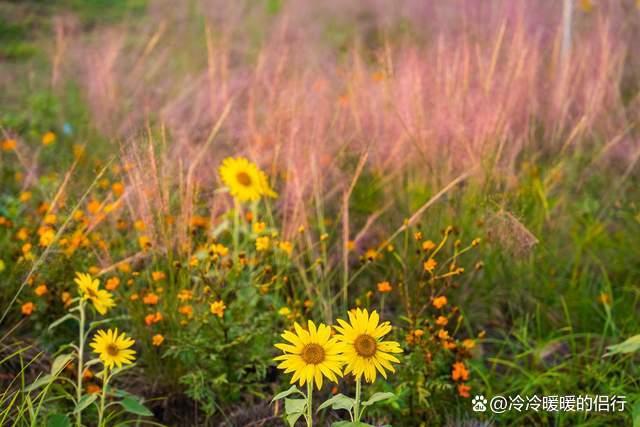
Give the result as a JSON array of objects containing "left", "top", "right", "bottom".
[
  {"left": 306, "top": 380, "right": 313, "bottom": 427},
  {"left": 232, "top": 199, "right": 240, "bottom": 262},
  {"left": 97, "top": 368, "right": 110, "bottom": 427},
  {"left": 354, "top": 376, "right": 362, "bottom": 422},
  {"left": 76, "top": 300, "right": 85, "bottom": 427}
]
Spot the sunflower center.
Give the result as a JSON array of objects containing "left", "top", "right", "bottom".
[
  {"left": 354, "top": 334, "right": 377, "bottom": 358},
  {"left": 236, "top": 172, "right": 252, "bottom": 187},
  {"left": 301, "top": 343, "right": 325, "bottom": 365},
  {"left": 85, "top": 288, "right": 97, "bottom": 298},
  {"left": 106, "top": 343, "right": 120, "bottom": 357}
]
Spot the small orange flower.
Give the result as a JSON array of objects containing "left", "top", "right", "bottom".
[
  {"left": 61, "top": 291, "right": 72, "bottom": 307},
  {"left": 139, "top": 236, "right": 151, "bottom": 250},
  {"left": 177, "top": 289, "right": 193, "bottom": 302},
  {"left": 152, "top": 334, "right": 164, "bottom": 346},
  {"left": 111, "top": 182, "right": 125, "bottom": 197},
  {"left": 87, "top": 200, "right": 101, "bottom": 215},
  {"left": 438, "top": 329, "right": 450, "bottom": 340},
  {"left": 1, "top": 139, "right": 17, "bottom": 151},
  {"left": 457, "top": 384, "right": 471, "bottom": 398},
  {"left": 144, "top": 311, "right": 163, "bottom": 326},
  {"left": 21, "top": 302, "right": 35, "bottom": 316},
  {"left": 435, "top": 316, "right": 448, "bottom": 326},
  {"left": 462, "top": 339, "right": 476, "bottom": 350},
  {"left": 210, "top": 300, "right": 226, "bottom": 318},
  {"left": 432, "top": 296, "right": 448, "bottom": 309},
  {"left": 422, "top": 240, "right": 436, "bottom": 251},
  {"left": 42, "top": 131, "right": 56, "bottom": 146},
  {"left": 35, "top": 284, "right": 48, "bottom": 297},
  {"left": 143, "top": 293, "right": 159, "bottom": 305},
  {"left": 278, "top": 241, "right": 293, "bottom": 255},
  {"left": 105, "top": 277, "right": 120, "bottom": 291},
  {"left": 178, "top": 305, "right": 193, "bottom": 318},
  {"left": 423, "top": 258, "right": 437, "bottom": 272},
  {"left": 451, "top": 362, "right": 470, "bottom": 382},
  {"left": 82, "top": 368, "right": 93, "bottom": 380},
  {"left": 151, "top": 271, "right": 166, "bottom": 281},
  {"left": 86, "top": 384, "right": 101, "bottom": 394},
  {"left": 377, "top": 281, "right": 392, "bottom": 293}
]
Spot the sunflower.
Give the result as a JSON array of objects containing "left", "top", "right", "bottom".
[
  {"left": 74, "top": 272, "right": 115, "bottom": 315},
  {"left": 90, "top": 328, "right": 136, "bottom": 369},
  {"left": 274, "top": 320, "right": 343, "bottom": 389},
  {"left": 219, "top": 157, "right": 277, "bottom": 202},
  {"left": 334, "top": 308, "right": 402, "bottom": 383}
]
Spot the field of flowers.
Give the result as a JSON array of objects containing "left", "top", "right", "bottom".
[{"left": 1, "top": 1, "right": 640, "bottom": 426}]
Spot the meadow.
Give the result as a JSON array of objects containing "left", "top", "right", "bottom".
[{"left": 1, "top": 1, "right": 639, "bottom": 426}]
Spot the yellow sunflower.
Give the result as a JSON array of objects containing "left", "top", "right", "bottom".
[
  {"left": 219, "top": 157, "right": 277, "bottom": 202},
  {"left": 90, "top": 328, "right": 136, "bottom": 369},
  {"left": 74, "top": 272, "right": 115, "bottom": 315},
  {"left": 334, "top": 308, "right": 403, "bottom": 383},
  {"left": 274, "top": 320, "right": 343, "bottom": 389}
]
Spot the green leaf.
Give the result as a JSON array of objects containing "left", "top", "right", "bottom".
[
  {"left": 119, "top": 396, "right": 153, "bottom": 416},
  {"left": 51, "top": 354, "right": 74, "bottom": 376},
  {"left": 633, "top": 400, "right": 640, "bottom": 427},
  {"left": 362, "top": 392, "right": 396, "bottom": 407},
  {"left": 287, "top": 412, "right": 304, "bottom": 427},
  {"left": 48, "top": 314, "right": 77, "bottom": 331},
  {"left": 272, "top": 385, "right": 304, "bottom": 402},
  {"left": 47, "top": 413, "right": 71, "bottom": 427},
  {"left": 605, "top": 335, "right": 640, "bottom": 356},
  {"left": 75, "top": 394, "right": 97, "bottom": 413},
  {"left": 284, "top": 398, "right": 307, "bottom": 415},
  {"left": 317, "top": 394, "right": 354, "bottom": 412},
  {"left": 24, "top": 374, "right": 53, "bottom": 392}
]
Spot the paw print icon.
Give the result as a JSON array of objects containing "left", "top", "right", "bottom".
[{"left": 472, "top": 395, "right": 488, "bottom": 412}]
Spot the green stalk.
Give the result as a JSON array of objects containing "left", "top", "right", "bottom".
[
  {"left": 354, "top": 376, "right": 362, "bottom": 422},
  {"left": 232, "top": 199, "right": 240, "bottom": 261},
  {"left": 76, "top": 300, "right": 85, "bottom": 427},
  {"left": 97, "top": 368, "right": 110, "bottom": 427},
  {"left": 306, "top": 380, "right": 313, "bottom": 427}
]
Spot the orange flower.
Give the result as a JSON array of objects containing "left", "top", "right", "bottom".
[
  {"left": 422, "top": 240, "right": 436, "bottom": 251},
  {"left": 82, "top": 368, "right": 94, "bottom": 380},
  {"left": 143, "top": 293, "right": 159, "bottom": 305},
  {"left": 145, "top": 311, "right": 163, "bottom": 326},
  {"left": 111, "top": 182, "right": 125, "bottom": 197},
  {"left": 35, "top": 284, "right": 48, "bottom": 297},
  {"left": 61, "top": 291, "right": 72, "bottom": 307},
  {"left": 451, "top": 362, "right": 470, "bottom": 382},
  {"left": 105, "top": 277, "right": 120, "bottom": 291},
  {"left": 377, "top": 281, "right": 392, "bottom": 293},
  {"left": 86, "top": 383, "right": 101, "bottom": 394},
  {"left": 21, "top": 302, "right": 35, "bottom": 315},
  {"left": 438, "top": 329, "right": 450, "bottom": 340},
  {"left": 432, "top": 296, "right": 448, "bottom": 309},
  {"left": 152, "top": 334, "right": 164, "bottom": 346},
  {"left": 423, "top": 258, "right": 437, "bottom": 273},
  {"left": 1, "top": 139, "right": 17, "bottom": 151},
  {"left": 210, "top": 300, "right": 226, "bottom": 318},
  {"left": 177, "top": 289, "right": 193, "bottom": 302},
  {"left": 87, "top": 200, "right": 101, "bottom": 215},
  {"left": 151, "top": 271, "right": 166, "bottom": 281},
  {"left": 457, "top": 384, "right": 471, "bottom": 398},
  {"left": 462, "top": 339, "right": 476, "bottom": 350},
  {"left": 435, "top": 316, "right": 448, "bottom": 326},
  {"left": 42, "top": 131, "right": 56, "bottom": 146},
  {"left": 138, "top": 236, "right": 151, "bottom": 250},
  {"left": 178, "top": 305, "right": 193, "bottom": 318}
]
